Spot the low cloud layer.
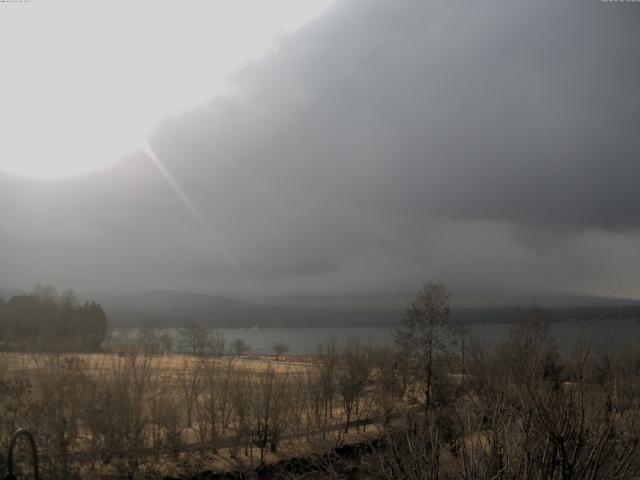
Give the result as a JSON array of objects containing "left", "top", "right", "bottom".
[{"left": 2, "top": 0, "right": 640, "bottom": 301}]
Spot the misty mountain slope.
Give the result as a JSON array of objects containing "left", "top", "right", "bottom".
[
  {"left": 78, "top": 290, "right": 639, "bottom": 329},
  {"left": 3, "top": 285, "right": 637, "bottom": 327},
  {"left": 88, "top": 290, "right": 257, "bottom": 311},
  {"left": 86, "top": 290, "right": 403, "bottom": 328}
]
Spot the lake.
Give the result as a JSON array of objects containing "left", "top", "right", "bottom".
[{"left": 114, "top": 318, "right": 640, "bottom": 355}]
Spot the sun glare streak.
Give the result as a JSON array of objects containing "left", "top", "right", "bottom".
[
  {"left": 141, "top": 142, "right": 248, "bottom": 285},
  {"left": 0, "top": 0, "right": 335, "bottom": 180}
]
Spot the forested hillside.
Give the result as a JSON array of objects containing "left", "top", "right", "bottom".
[{"left": 0, "top": 286, "right": 108, "bottom": 350}]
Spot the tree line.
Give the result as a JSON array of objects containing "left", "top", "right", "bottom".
[{"left": 0, "top": 285, "right": 108, "bottom": 351}]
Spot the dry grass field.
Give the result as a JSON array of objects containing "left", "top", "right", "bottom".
[
  {"left": 4, "top": 312, "right": 640, "bottom": 479},
  {"left": 1, "top": 352, "right": 313, "bottom": 375},
  {"left": 0, "top": 347, "right": 400, "bottom": 479}
]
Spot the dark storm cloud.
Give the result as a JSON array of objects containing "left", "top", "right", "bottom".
[
  {"left": 158, "top": 0, "right": 640, "bottom": 231},
  {"left": 2, "top": 0, "right": 640, "bottom": 299}
]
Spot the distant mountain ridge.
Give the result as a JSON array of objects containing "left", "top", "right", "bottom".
[
  {"left": 80, "top": 290, "right": 402, "bottom": 328},
  {"left": 88, "top": 290, "right": 256, "bottom": 311},
  {"left": 79, "top": 290, "right": 640, "bottom": 328},
  {"left": 2, "top": 288, "right": 638, "bottom": 328}
]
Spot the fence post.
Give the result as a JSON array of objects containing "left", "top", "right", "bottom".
[{"left": 5, "top": 428, "right": 39, "bottom": 480}]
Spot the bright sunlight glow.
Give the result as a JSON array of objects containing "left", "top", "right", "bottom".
[{"left": 0, "top": 0, "right": 334, "bottom": 180}]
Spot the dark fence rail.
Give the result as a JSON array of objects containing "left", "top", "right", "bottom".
[{"left": 5, "top": 428, "right": 39, "bottom": 480}]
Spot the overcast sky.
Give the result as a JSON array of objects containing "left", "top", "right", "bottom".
[{"left": 1, "top": 0, "right": 640, "bottom": 302}]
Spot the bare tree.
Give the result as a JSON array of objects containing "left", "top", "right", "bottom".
[
  {"left": 158, "top": 331, "right": 174, "bottom": 354},
  {"left": 177, "top": 359, "right": 202, "bottom": 428},
  {"left": 180, "top": 324, "right": 212, "bottom": 355},
  {"left": 317, "top": 339, "right": 338, "bottom": 430},
  {"left": 502, "top": 307, "right": 561, "bottom": 387},
  {"left": 230, "top": 369, "right": 254, "bottom": 457},
  {"left": 211, "top": 331, "right": 226, "bottom": 356},
  {"left": 271, "top": 342, "right": 289, "bottom": 360},
  {"left": 337, "top": 340, "right": 372, "bottom": 433},
  {"left": 252, "top": 364, "right": 292, "bottom": 460},
  {"left": 231, "top": 338, "right": 250, "bottom": 356},
  {"left": 396, "top": 282, "right": 460, "bottom": 413},
  {"left": 136, "top": 327, "right": 164, "bottom": 355},
  {"left": 371, "top": 347, "right": 403, "bottom": 428}
]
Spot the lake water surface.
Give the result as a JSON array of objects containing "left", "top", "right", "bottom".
[{"left": 115, "top": 318, "right": 640, "bottom": 355}]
